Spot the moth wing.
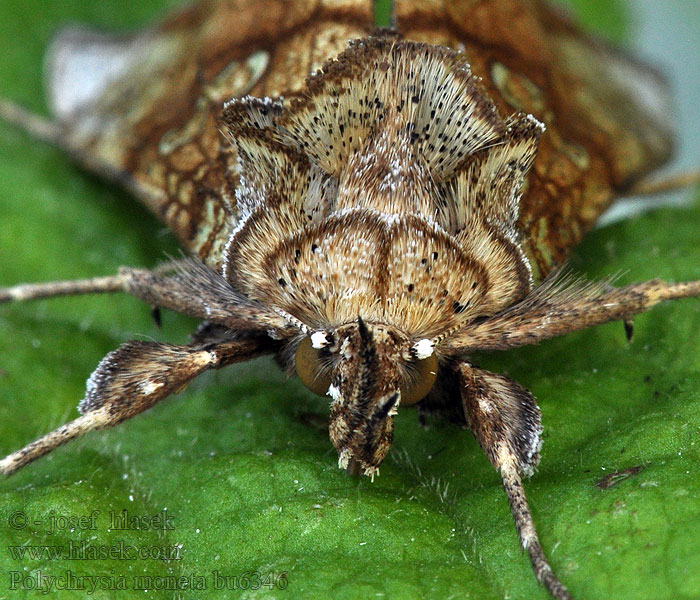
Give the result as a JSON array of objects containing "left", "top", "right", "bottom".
[
  {"left": 43, "top": 0, "right": 374, "bottom": 271},
  {"left": 395, "top": 0, "right": 675, "bottom": 279},
  {"left": 47, "top": 27, "right": 140, "bottom": 123}
]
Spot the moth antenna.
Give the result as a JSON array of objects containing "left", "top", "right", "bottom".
[
  {"left": 622, "top": 169, "right": 700, "bottom": 197},
  {"left": 0, "top": 98, "right": 63, "bottom": 144}
]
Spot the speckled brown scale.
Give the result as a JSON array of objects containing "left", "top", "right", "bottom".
[
  {"left": 40, "top": 0, "right": 672, "bottom": 281},
  {"left": 42, "top": 0, "right": 374, "bottom": 271},
  {"left": 221, "top": 36, "right": 539, "bottom": 338},
  {"left": 396, "top": 0, "right": 673, "bottom": 279}
]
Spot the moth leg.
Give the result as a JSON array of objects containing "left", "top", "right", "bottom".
[
  {"left": 623, "top": 169, "right": 700, "bottom": 196},
  {"left": 457, "top": 362, "right": 572, "bottom": 600},
  {"left": 0, "top": 265, "right": 175, "bottom": 304},
  {"left": 0, "top": 336, "right": 274, "bottom": 476},
  {"left": 2, "top": 259, "right": 291, "bottom": 333},
  {"left": 0, "top": 275, "right": 127, "bottom": 303},
  {"left": 445, "top": 277, "right": 700, "bottom": 353}
]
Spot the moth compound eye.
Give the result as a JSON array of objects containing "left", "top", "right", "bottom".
[
  {"left": 295, "top": 336, "right": 333, "bottom": 396},
  {"left": 400, "top": 353, "right": 439, "bottom": 406}
]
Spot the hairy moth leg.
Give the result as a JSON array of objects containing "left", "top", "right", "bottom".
[
  {"left": 445, "top": 276, "right": 700, "bottom": 353},
  {"left": 0, "top": 336, "right": 274, "bottom": 476},
  {"left": 457, "top": 363, "right": 571, "bottom": 600},
  {"left": 1, "top": 258, "right": 291, "bottom": 332},
  {"left": 0, "top": 275, "right": 126, "bottom": 303}
]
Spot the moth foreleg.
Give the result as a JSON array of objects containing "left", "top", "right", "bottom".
[
  {"left": 0, "top": 275, "right": 127, "bottom": 303},
  {"left": 1, "top": 260, "right": 291, "bottom": 332},
  {"left": 457, "top": 363, "right": 572, "bottom": 600},
  {"left": 0, "top": 264, "right": 183, "bottom": 305},
  {"left": 0, "top": 336, "right": 273, "bottom": 477},
  {"left": 446, "top": 277, "right": 700, "bottom": 353}
]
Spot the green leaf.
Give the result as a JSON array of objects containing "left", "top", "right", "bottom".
[{"left": 1, "top": 2, "right": 699, "bottom": 599}]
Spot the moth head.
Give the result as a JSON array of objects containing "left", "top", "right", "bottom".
[{"left": 295, "top": 318, "right": 438, "bottom": 477}]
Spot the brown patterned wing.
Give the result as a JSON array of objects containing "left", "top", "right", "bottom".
[
  {"left": 45, "top": 0, "right": 374, "bottom": 271},
  {"left": 395, "top": 0, "right": 675, "bottom": 279}
]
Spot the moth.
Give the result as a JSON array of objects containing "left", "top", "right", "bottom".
[{"left": 1, "top": 1, "right": 699, "bottom": 598}]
